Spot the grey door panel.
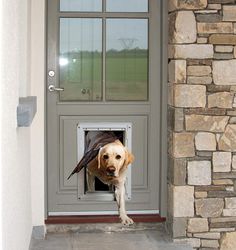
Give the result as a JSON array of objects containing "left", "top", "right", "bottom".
[{"left": 47, "top": 0, "right": 161, "bottom": 214}]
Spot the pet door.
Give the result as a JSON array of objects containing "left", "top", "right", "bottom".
[{"left": 77, "top": 122, "right": 132, "bottom": 201}]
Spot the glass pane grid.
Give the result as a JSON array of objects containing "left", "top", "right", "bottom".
[{"left": 59, "top": 2, "right": 149, "bottom": 102}]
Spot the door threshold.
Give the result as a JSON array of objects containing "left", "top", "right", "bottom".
[
  {"left": 48, "top": 210, "right": 159, "bottom": 216},
  {"left": 45, "top": 214, "right": 166, "bottom": 224}
]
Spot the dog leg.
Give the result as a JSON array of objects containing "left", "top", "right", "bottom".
[
  {"left": 87, "top": 170, "right": 95, "bottom": 192},
  {"left": 115, "top": 182, "right": 134, "bottom": 226}
]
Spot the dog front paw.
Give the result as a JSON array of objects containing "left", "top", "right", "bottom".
[{"left": 120, "top": 215, "right": 134, "bottom": 226}]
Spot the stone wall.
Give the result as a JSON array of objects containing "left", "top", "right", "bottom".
[{"left": 168, "top": 0, "right": 236, "bottom": 249}]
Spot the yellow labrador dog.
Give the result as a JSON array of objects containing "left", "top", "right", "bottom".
[
  {"left": 86, "top": 139, "right": 134, "bottom": 225},
  {"left": 68, "top": 131, "right": 134, "bottom": 225}
]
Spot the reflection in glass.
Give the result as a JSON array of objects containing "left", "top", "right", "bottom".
[
  {"left": 106, "top": 19, "right": 148, "bottom": 101},
  {"left": 106, "top": 0, "right": 148, "bottom": 12},
  {"left": 60, "top": 18, "right": 102, "bottom": 101},
  {"left": 60, "top": 0, "right": 102, "bottom": 12}
]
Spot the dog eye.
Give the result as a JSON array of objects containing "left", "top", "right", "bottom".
[
  {"left": 103, "top": 155, "right": 109, "bottom": 160},
  {"left": 116, "top": 155, "right": 121, "bottom": 160}
]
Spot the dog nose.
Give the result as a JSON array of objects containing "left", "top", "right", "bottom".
[{"left": 107, "top": 166, "right": 116, "bottom": 175}]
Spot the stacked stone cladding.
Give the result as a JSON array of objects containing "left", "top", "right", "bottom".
[{"left": 168, "top": 0, "right": 236, "bottom": 249}]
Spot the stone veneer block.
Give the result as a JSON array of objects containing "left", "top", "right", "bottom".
[
  {"left": 201, "top": 240, "right": 219, "bottom": 248},
  {"left": 210, "top": 217, "right": 236, "bottom": 231},
  {"left": 232, "top": 155, "right": 236, "bottom": 170},
  {"left": 173, "top": 238, "right": 201, "bottom": 248},
  {"left": 213, "top": 172, "right": 236, "bottom": 179},
  {"left": 168, "top": 83, "right": 174, "bottom": 106},
  {"left": 195, "top": 191, "right": 207, "bottom": 198},
  {"left": 174, "top": 108, "right": 184, "bottom": 132},
  {"left": 187, "top": 161, "right": 211, "bottom": 185},
  {"left": 223, "top": 209, "right": 236, "bottom": 216},
  {"left": 214, "top": 53, "right": 234, "bottom": 60},
  {"left": 169, "top": 44, "right": 214, "bottom": 59},
  {"left": 197, "top": 37, "right": 208, "bottom": 44},
  {"left": 234, "top": 46, "right": 236, "bottom": 58},
  {"left": 169, "top": 157, "right": 186, "bottom": 185},
  {"left": 168, "top": 60, "right": 186, "bottom": 83},
  {"left": 169, "top": 11, "right": 196, "bottom": 44},
  {"left": 187, "top": 76, "right": 212, "bottom": 84},
  {"left": 208, "top": 0, "right": 235, "bottom": 3},
  {"left": 174, "top": 84, "right": 206, "bottom": 108},
  {"left": 215, "top": 45, "right": 233, "bottom": 53},
  {"left": 172, "top": 133, "right": 195, "bottom": 158},
  {"left": 195, "top": 132, "right": 216, "bottom": 151},
  {"left": 209, "top": 34, "right": 236, "bottom": 45},
  {"left": 172, "top": 218, "right": 187, "bottom": 238},
  {"left": 196, "top": 13, "right": 222, "bottom": 23},
  {"left": 213, "top": 179, "right": 234, "bottom": 185},
  {"left": 193, "top": 232, "right": 221, "bottom": 239},
  {"left": 208, "top": 92, "right": 233, "bottom": 108},
  {"left": 187, "top": 66, "right": 211, "bottom": 76},
  {"left": 225, "top": 198, "right": 236, "bottom": 209},
  {"left": 221, "top": 232, "right": 236, "bottom": 250},
  {"left": 219, "top": 125, "right": 236, "bottom": 151},
  {"left": 223, "top": 5, "right": 236, "bottom": 21},
  {"left": 197, "top": 22, "right": 233, "bottom": 34},
  {"left": 169, "top": 0, "right": 207, "bottom": 11},
  {"left": 211, "top": 228, "right": 236, "bottom": 232},
  {"left": 188, "top": 218, "right": 209, "bottom": 233},
  {"left": 185, "top": 115, "right": 229, "bottom": 132},
  {"left": 173, "top": 186, "right": 194, "bottom": 217},
  {"left": 195, "top": 198, "right": 224, "bottom": 217},
  {"left": 213, "top": 152, "right": 231, "bottom": 172},
  {"left": 213, "top": 60, "right": 236, "bottom": 85},
  {"left": 208, "top": 4, "right": 222, "bottom": 10}
]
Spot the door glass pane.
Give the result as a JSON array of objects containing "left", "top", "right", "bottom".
[
  {"left": 59, "top": 18, "right": 102, "bottom": 101},
  {"left": 106, "top": 0, "right": 148, "bottom": 12},
  {"left": 106, "top": 19, "right": 148, "bottom": 101},
  {"left": 60, "top": 0, "right": 102, "bottom": 12}
]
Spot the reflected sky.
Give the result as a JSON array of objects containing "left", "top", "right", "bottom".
[
  {"left": 60, "top": 18, "right": 102, "bottom": 54},
  {"left": 106, "top": 19, "right": 148, "bottom": 51},
  {"left": 60, "top": 0, "right": 148, "bottom": 12},
  {"left": 60, "top": 18, "right": 148, "bottom": 53},
  {"left": 106, "top": 0, "right": 148, "bottom": 12},
  {"left": 60, "top": 0, "right": 102, "bottom": 12}
]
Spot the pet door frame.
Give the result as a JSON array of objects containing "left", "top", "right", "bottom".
[{"left": 77, "top": 122, "right": 132, "bottom": 201}]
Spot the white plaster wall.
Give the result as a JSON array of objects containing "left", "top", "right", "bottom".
[
  {"left": 0, "top": 0, "right": 32, "bottom": 249},
  {"left": 0, "top": 0, "right": 3, "bottom": 248},
  {"left": 30, "top": 0, "right": 46, "bottom": 227}
]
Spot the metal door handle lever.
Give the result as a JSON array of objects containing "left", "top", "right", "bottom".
[{"left": 48, "top": 84, "right": 64, "bottom": 92}]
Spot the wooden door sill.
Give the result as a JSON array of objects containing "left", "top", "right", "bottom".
[{"left": 45, "top": 214, "right": 166, "bottom": 224}]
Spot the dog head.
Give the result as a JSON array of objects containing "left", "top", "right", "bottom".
[{"left": 97, "top": 140, "right": 134, "bottom": 177}]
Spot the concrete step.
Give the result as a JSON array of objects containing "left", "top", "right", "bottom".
[
  {"left": 46, "top": 222, "right": 166, "bottom": 233},
  {"left": 29, "top": 223, "right": 194, "bottom": 250}
]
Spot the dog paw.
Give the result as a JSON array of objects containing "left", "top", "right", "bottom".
[{"left": 120, "top": 215, "right": 134, "bottom": 226}]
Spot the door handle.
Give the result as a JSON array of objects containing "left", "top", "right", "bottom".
[{"left": 48, "top": 84, "right": 64, "bottom": 92}]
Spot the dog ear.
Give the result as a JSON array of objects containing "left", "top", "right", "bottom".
[
  {"left": 124, "top": 148, "right": 134, "bottom": 167},
  {"left": 97, "top": 147, "right": 103, "bottom": 169}
]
